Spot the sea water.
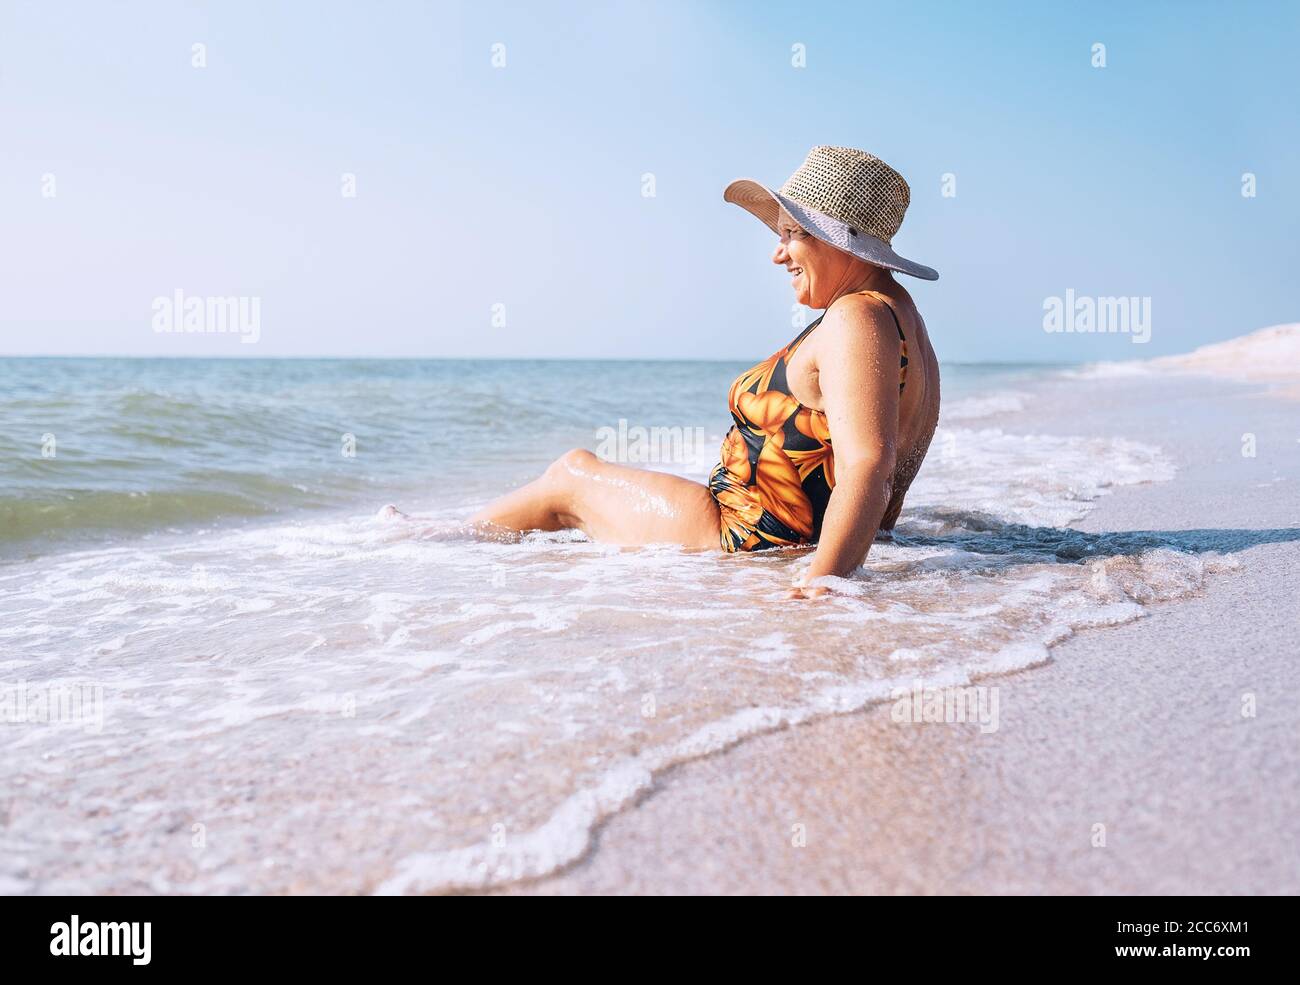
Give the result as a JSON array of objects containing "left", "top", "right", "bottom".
[{"left": 0, "top": 356, "right": 1223, "bottom": 893}]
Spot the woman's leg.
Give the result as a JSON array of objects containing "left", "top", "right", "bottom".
[{"left": 469, "top": 449, "right": 720, "bottom": 549}]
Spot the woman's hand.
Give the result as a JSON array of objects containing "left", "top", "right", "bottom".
[{"left": 786, "top": 570, "right": 830, "bottom": 600}]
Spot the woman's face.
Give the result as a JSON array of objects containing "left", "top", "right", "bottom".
[{"left": 772, "top": 218, "right": 867, "bottom": 308}]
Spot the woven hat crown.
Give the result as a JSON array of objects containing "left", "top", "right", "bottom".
[{"left": 779, "top": 146, "right": 911, "bottom": 245}]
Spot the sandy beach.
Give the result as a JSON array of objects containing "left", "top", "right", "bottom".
[
  {"left": 3, "top": 330, "right": 1296, "bottom": 896},
  {"left": 504, "top": 331, "right": 1300, "bottom": 895}
]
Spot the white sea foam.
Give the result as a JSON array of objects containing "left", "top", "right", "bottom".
[
  {"left": 0, "top": 399, "right": 1220, "bottom": 895},
  {"left": 913, "top": 427, "right": 1176, "bottom": 528},
  {"left": 1060, "top": 361, "right": 1156, "bottom": 380},
  {"left": 940, "top": 390, "right": 1028, "bottom": 422},
  {"left": 15, "top": 336, "right": 1285, "bottom": 894}
]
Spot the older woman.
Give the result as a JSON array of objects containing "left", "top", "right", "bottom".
[{"left": 470, "top": 146, "right": 940, "bottom": 594}]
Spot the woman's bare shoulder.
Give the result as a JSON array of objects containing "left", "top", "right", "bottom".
[{"left": 815, "top": 292, "right": 904, "bottom": 355}]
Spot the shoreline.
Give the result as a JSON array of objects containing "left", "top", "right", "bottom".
[
  {"left": 500, "top": 364, "right": 1300, "bottom": 895},
  {"left": 4, "top": 334, "right": 1296, "bottom": 896}
]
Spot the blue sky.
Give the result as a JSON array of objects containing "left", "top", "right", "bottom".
[{"left": 1, "top": 0, "right": 1296, "bottom": 361}]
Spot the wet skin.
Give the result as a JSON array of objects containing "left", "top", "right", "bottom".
[{"left": 468, "top": 219, "right": 940, "bottom": 594}]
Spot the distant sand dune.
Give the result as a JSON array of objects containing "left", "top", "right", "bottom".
[
  {"left": 1151, "top": 323, "right": 1300, "bottom": 383},
  {"left": 1072, "top": 323, "right": 1300, "bottom": 397}
]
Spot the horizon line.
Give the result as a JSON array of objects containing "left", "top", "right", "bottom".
[{"left": 0, "top": 352, "right": 1088, "bottom": 368}]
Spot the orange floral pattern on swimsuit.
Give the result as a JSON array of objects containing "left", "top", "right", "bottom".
[{"left": 709, "top": 300, "right": 908, "bottom": 553}]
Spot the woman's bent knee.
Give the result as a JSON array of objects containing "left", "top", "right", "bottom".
[{"left": 545, "top": 448, "right": 598, "bottom": 483}]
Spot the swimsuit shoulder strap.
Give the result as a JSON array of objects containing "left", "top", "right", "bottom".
[
  {"left": 856, "top": 290, "right": 910, "bottom": 393},
  {"left": 856, "top": 290, "right": 906, "bottom": 343},
  {"left": 783, "top": 314, "right": 825, "bottom": 359}
]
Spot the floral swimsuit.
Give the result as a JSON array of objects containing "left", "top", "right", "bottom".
[{"left": 708, "top": 292, "right": 908, "bottom": 552}]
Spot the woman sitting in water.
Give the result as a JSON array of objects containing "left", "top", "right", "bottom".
[{"left": 470, "top": 146, "right": 940, "bottom": 595}]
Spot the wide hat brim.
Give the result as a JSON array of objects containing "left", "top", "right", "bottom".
[{"left": 724, "top": 178, "right": 939, "bottom": 281}]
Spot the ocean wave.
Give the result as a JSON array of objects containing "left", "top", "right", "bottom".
[
  {"left": 0, "top": 488, "right": 274, "bottom": 552},
  {"left": 0, "top": 358, "right": 733, "bottom": 556},
  {"left": 4, "top": 355, "right": 1257, "bottom": 896},
  {"left": 910, "top": 427, "right": 1176, "bottom": 528},
  {"left": 375, "top": 525, "right": 1231, "bottom": 895},
  {"left": 0, "top": 414, "right": 1206, "bottom": 895},
  {"left": 1058, "top": 361, "right": 1155, "bottom": 380},
  {"left": 939, "top": 390, "right": 1028, "bottom": 422}
]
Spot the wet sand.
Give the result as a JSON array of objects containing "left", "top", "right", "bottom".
[{"left": 504, "top": 346, "right": 1300, "bottom": 895}]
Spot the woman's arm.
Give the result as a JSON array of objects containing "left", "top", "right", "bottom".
[{"left": 793, "top": 295, "right": 900, "bottom": 593}]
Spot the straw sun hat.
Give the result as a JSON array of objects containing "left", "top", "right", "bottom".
[{"left": 724, "top": 145, "right": 938, "bottom": 281}]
